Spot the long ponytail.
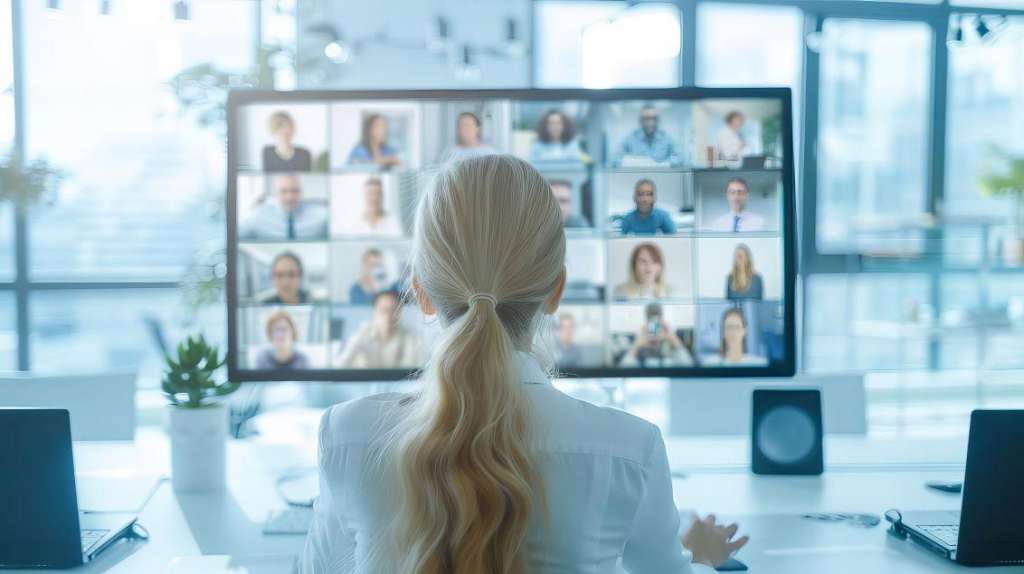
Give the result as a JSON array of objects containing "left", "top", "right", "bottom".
[{"left": 369, "top": 155, "right": 565, "bottom": 573}]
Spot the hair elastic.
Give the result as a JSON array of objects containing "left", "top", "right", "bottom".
[{"left": 468, "top": 293, "right": 498, "bottom": 307}]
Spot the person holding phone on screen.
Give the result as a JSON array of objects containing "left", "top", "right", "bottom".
[
  {"left": 240, "top": 174, "right": 328, "bottom": 240},
  {"left": 262, "top": 110, "right": 313, "bottom": 172},
  {"left": 618, "top": 179, "right": 677, "bottom": 235},
  {"left": 349, "top": 248, "right": 399, "bottom": 305},
  {"left": 347, "top": 114, "right": 402, "bottom": 169},
  {"left": 255, "top": 310, "right": 310, "bottom": 369},
  {"left": 621, "top": 302, "right": 693, "bottom": 368},
  {"left": 708, "top": 177, "right": 765, "bottom": 233},
  {"left": 725, "top": 244, "right": 764, "bottom": 301}
]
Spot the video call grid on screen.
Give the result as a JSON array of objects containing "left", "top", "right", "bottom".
[{"left": 227, "top": 88, "right": 797, "bottom": 382}]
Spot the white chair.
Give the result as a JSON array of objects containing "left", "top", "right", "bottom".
[{"left": 0, "top": 369, "right": 137, "bottom": 440}]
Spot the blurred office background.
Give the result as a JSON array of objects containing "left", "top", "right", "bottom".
[{"left": 2, "top": 0, "right": 1024, "bottom": 436}]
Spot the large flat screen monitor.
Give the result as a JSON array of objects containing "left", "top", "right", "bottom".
[{"left": 227, "top": 88, "right": 796, "bottom": 382}]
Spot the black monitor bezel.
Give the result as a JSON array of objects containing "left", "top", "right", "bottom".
[{"left": 227, "top": 87, "right": 797, "bottom": 383}]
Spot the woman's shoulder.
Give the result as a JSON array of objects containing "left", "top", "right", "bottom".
[
  {"left": 533, "top": 389, "right": 661, "bottom": 465},
  {"left": 319, "top": 392, "right": 407, "bottom": 447}
]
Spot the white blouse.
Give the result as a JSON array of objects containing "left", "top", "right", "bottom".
[{"left": 302, "top": 352, "right": 715, "bottom": 574}]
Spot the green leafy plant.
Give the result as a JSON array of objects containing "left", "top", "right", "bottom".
[
  {"left": 162, "top": 335, "right": 239, "bottom": 408},
  {"left": 0, "top": 152, "right": 66, "bottom": 207},
  {"left": 979, "top": 145, "right": 1024, "bottom": 236}
]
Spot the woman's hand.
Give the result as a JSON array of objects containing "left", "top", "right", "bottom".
[{"left": 681, "top": 514, "right": 749, "bottom": 568}]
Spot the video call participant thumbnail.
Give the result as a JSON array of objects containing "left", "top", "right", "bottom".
[
  {"left": 336, "top": 290, "right": 421, "bottom": 369},
  {"left": 255, "top": 309, "right": 310, "bottom": 369},
  {"left": 621, "top": 302, "right": 694, "bottom": 368},
  {"left": 530, "top": 109, "right": 586, "bottom": 163},
  {"left": 349, "top": 248, "right": 400, "bottom": 305},
  {"left": 262, "top": 110, "right": 313, "bottom": 172},
  {"left": 261, "top": 251, "right": 310, "bottom": 305},
  {"left": 239, "top": 174, "right": 329, "bottom": 240},
  {"left": 554, "top": 312, "right": 582, "bottom": 368},
  {"left": 618, "top": 178, "right": 677, "bottom": 235},
  {"left": 347, "top": 114, "right": 402, "bottom": 170},
  {"left": 441, "top": 112, "right": 497, "bottom": 163},
  {"left": 726, "top": 244, "right": 763, "bottom": 301},
  {"left": 614, "top": 104, "right": 682, "bottom": 167},
  {"left": 343, "top": 177, "right": 402, "bottom": 236},
  {"left": 707, "top": 177, "right": 765, "bottom": 233},
  {"left": 716, "top": 110, "right": 746, "bottom": 165},
  {"left": 614, "top": 242, "right": 678, "bottom": 300},
  {"left": 703, "top": 307, "right": 766, "bottom": 367},
  {"left": 549, "top": 179, "right": 590, "bottom": 228}
]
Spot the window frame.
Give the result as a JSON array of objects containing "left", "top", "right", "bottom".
[{"left": 7, "top": 0, "right": 1024, "bottom": 371}]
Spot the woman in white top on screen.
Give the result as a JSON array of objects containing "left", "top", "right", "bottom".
[
  {"left": 302, "top": 155, "right": 746, "bottom": 573},
  {"left": 702, "top": 307, "right": 767, "bottom": 367},
  {"left": 716, "top": 110, "right": 746, "bottom": 166},
  {"left": 613, "top": 242, "right": 679, "bottom": 300},
  {"left": 341, "top": 177, "right": 402, "bottom": 237},
  {"left": 440, "top": 111, "right": 497, "bottom": 163},
  {"left": 336, "top": 290, "right": 420, "bottom": 369}
]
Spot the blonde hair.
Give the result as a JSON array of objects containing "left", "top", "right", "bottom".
[
  {"left": 369, "top": 155, "right": 565, "bottom": 573},
  {"left": 729, "top": 243, "right": 754, "bottom": 293},
  {"left": 267, "top": 110, "right": 295, "bottom": 134}
]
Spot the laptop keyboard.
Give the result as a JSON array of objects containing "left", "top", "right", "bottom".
[
  {"left": 920, "top": 524, "right": 959, "bottom": 547},
  {"left": 81, "top": 529, "right": 108, "bottom": 553}
]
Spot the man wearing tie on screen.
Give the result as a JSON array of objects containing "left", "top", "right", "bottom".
[
  {"left": 614, "top": 105, "right": 681, "bottom": 167},
  {"left": 619, "top": 179, "right": 677, "bottom": 235},
  {"left": 239, "top": 174, "right": 329, "bottom": 240},
  {"left": 709, "top": 177, "right": 765, "bottom": 233}
]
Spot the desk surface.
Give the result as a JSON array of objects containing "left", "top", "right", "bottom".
[{"left": 23, "top": 426, "right": 1022, "bottom": 573}]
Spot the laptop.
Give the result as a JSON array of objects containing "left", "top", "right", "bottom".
[
  {"left": 0, "top": 408, "right": 138, "bottom": 568},
  {"left": 886, "top": 410, "right": 1024, "bottom": 566}
]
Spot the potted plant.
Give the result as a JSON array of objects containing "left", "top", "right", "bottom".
[
  {"left": 161, "top": 335, "right": 239, "bottom": 492},
  {"left": 980, "top": 146, "right": 1024, "bottom": 265},
  {"left": 0, "top": 152, "right": 65, "bottom": 207}
]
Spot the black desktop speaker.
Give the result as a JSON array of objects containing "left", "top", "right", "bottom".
[{"left": 751, "top": 389, "right": 823, "bottom": 475}]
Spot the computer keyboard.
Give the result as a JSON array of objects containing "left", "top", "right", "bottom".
[
  {"left": 920, "top": 524, "right": 959, "bottom": 547},
  {"left": 81, "top": 529, "right": 107, "bottom": 553},
  {"left": 263, "top": 506, "right": 314, "bottom": 535}
]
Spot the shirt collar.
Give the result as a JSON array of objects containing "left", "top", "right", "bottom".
[{"left": 513, "top": 351, "right": 551, "bottom": 386}]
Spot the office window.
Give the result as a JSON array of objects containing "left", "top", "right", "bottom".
[
  {"left": 951, "top": 0, "right": 1024, "bottom": 6},
  {"left": 29, "top": 289, "right": 179, "bottom": 376},
  {"left": 945, "top": 17, "right": 1024, "bottom": 220},
  {"left": 0, "top": 205, "right": 12, "bottom": 281},
  {"left": 22, "top": 0, "right": 251, "bottom": 281},
  {"left": 0, "top": 291, "right": 13, "bottom": 370},
  {"left": 803, "top": 273, "right": 930, "bottom": 372},
  {"left": 815, "top": 19, "right": 932, "bottom": 254},
  {"left": 0, "top": 0, "right": 14, "bottom": 156},
  {"left": 696, "top": 3, "right": 803, "bottom": 179},
  {"left": 535, "top": 1, "right": 680, "bottom": 88}
]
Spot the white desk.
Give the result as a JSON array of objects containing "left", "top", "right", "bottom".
[{"left": 22, "top": 428, "right": 1022, "bottom": 573}]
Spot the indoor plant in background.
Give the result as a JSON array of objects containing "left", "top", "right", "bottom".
[
  {"left": 162, "top": 334, "right": 239, "bottom": 492},
  {"left": 980, "top": 146, "right": 1024, "bottom": 266},
  {"left": 0, "top": 151, "right": 65, "bottom": 207}
]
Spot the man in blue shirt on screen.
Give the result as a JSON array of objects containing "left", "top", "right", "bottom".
[
  {"left": 614, "top": 104, "right": 682, "bottom": 167},
  {"left": 619, "top": 178, "right": 677, "bottom": 235}
]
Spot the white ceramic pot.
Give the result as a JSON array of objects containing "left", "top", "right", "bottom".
[{"left": 168, "top": 404, "right": 228, "bottom": 492}]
